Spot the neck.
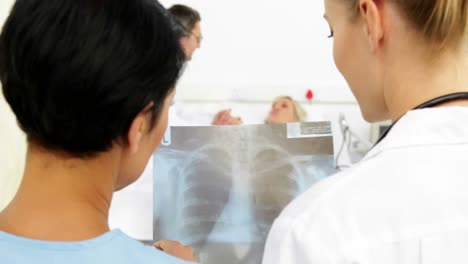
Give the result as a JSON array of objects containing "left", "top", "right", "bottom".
[
  {"left": 0, "top": 143, "right": 121, "bottom": 241},
  {"left": 384, "top": 48, "right": 468, "bottom": 122}
]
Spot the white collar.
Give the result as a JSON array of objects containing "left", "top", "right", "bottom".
[{"left": 363, "top": 107, "right": 468, "bottom": 161}]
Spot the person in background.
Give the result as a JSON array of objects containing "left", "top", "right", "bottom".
[
  {"left": 168, "top": 4, "right": 202, "bottom": 61},
  {"left": 0, "top": 0, "right": 196, "bottom": 263},
  {"left": 212, "top": 96, "right": 307, "bottom": 125},
  {"left": 166, "top": 4, "right": 206, "bottom": 126},
  {"left": 263, "top": 0, "right": 468, "bottom": 263}
]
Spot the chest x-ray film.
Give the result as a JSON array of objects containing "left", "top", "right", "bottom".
[{"left": 153, "top": 122, "right": 335, "bottom": 264}]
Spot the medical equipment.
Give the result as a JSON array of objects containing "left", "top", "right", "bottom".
[{"left": 336, "top": 113, "right": 372, "bottom": 169}]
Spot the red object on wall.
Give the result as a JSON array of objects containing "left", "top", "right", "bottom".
[{"left": 306, "top": 89, "right": 314, "bottom": 101}]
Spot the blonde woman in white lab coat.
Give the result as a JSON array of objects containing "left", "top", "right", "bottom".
[{"left": 263, "top": 0, "right": 468, "bottom": 263}]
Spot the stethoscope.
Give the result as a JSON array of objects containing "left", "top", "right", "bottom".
[{"left": 375, "top": 92, "right": 468, "bottom": 145}]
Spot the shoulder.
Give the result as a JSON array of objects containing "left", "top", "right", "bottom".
[
  {"left": 278, "top": 150, "right": 405, "bottom": 225},
  {"left": 0, "top": 230, "right": 192, "bottom": 264},
  {"left": 263, "top": 159, "right": 388, "bottom": 263},
  {"left": 270, "top": 154, "right": 395, "bottom": 242},
  {"left": 277, "top": 164, "right": 360, "bottom": 225}
]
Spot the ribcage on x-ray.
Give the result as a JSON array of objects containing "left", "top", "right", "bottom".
[
  {"left": 250, "top": 146, "right": 302, "bottom": 239},
  {"left": 177, "top": 147, "right": 233, "bottom": 247}
]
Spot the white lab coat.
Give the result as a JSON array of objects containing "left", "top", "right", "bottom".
[{"left": 263, "top": 107, "right": 468, "bottom": 264}]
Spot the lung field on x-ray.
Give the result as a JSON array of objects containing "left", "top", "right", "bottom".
[
  {"left": 179, "top": 147, "right": 233, "bottom": 248},
  {"left": 251, "top": 147, "right": 301, "bottom": 239}
]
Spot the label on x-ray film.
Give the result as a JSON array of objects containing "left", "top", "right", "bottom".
[
  {"left": 161, "top": 127, "right": 171, "bottom": 146},
  {"left": 287, "top": 122, "right": 332, "bottom": 139}
]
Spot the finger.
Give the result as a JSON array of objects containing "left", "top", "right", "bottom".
[
  {"left": 184, "top": 245, "right": 194, "bottom": 255},
  {"left": 214, "top": 110, "right": 225, "bottom": 120},
  {"left": 229, "top": 118, "right": 239, "bottom": 125},
  {"left": 220, "top": 113, "right": 231, "bottom": 124},
  {"left": 153, "top": 241, "right": 164, "bottom": 250},
  {"left": 212, "top": 114, "right": 222, "bottom": 124},
  {"left": 213, "top": 110, "right": 231, "bottom": 124},
  {"left": 219, "top": 109, "right": 231, "bottom": 116},
  {"left": 221, "top": 110, "right": 232, "bottom": 119},
  {"left": 154, "top": 240, "right": 179, "bottom": 250}
]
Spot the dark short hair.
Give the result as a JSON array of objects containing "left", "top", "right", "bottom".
[
  {"left": 0, "top": 0, "right": 185, "bottom": 157},
  {"left": 168, "top": 4, "right": 201, "bottom": 36}
]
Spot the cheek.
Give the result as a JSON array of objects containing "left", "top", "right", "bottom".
[
  {"left": 180, "top": 38, "right": 193, "bottom": 54},
  {"left": 191, "top": 39, "right": 199, "bottom": 50},
  {"left": 332, "top": 29, "right": 365, "bottom": 96},
  {"left": 333, "top": 33, "right": 351, "bottom": 79}
]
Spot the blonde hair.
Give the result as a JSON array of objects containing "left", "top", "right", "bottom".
[
  {"left": 267, "top": 96, "right": 308, "bottom": 123},
  {"left": 345, "top": 0, "right": 468, "bottom": 48}
]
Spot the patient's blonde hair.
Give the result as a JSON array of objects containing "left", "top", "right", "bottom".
[{"left": 267, "top": 96, "right": 307, "bottom": 123}]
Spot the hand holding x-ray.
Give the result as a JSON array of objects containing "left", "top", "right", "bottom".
[{"left": 154, "top": 240, "right": 199, "bottom": 263}]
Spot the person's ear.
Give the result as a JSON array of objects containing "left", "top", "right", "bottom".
[
  {"left": 179, "top": 36, "right": 190, "bottom": 49},
  {"left": 359, "top": 0, "right": 385, "bottom": 53},
  {"left": 126, "top": 102, "right": 154, "bottom": 154}
]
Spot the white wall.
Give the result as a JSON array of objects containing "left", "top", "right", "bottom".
[
  {"left": 0, "top": 0, "right": 25, "bottom": 211},
  {"left": 0, "top": 1, "right": 14, "bottom": 26},
  {"left": 0, "top": 92, "right": 25, "bottom": 210}
]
